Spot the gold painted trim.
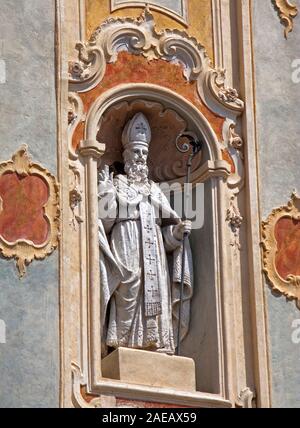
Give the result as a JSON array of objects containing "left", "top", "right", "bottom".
[
  {"left": 273, "top": 0, "right": 298, "bottom": 38},
  {"left": 262, "top": 192, "right": 300, "bottom": 308},
  {"left": 0, "top": 145, "right": 60, "bottom": 277}
]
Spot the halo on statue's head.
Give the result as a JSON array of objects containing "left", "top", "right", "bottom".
[{"left": 122, "top": 113, "right": 151, "bottom": 150}]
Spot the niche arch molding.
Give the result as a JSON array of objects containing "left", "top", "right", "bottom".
[{"left": 84, "top": 83, "right": 228, "bottom": 172}]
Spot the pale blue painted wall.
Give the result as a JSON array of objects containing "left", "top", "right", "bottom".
[
  {"left": 0, "top": 0, "right": 59, "bottom": 407},
  {"left": 252, "top": 0, "right": 300, "bottom": 408},
  {"left": 1, "top": 0, "right": 300, "bottom": 408}
]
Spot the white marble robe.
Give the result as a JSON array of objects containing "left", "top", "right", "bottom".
[{"left": 98, "top": 174, "right": 193, "bottom": 356}]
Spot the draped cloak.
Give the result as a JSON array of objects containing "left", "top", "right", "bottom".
[{"left": 98, "top": 174, "right": 193, "bottom": 356}]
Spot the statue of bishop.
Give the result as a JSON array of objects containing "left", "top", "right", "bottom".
[{"left": 98, "top": 113, "right": 193, "bottom": 356}]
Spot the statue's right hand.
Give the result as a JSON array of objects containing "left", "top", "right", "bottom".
[
  {"left": 98, "top": 165, "right": 114, "bottom": 183},
  {"left": 98, "top": 165, "right": 115, "bottom": 195}
]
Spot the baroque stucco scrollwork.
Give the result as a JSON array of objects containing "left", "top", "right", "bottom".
[
  {"left": 273, "top": 0, "right": 298, "bottom": 38},
  {"left": 0, "top": 145, "right": 60, "bottom": 277},
  {"left": 226, "top": 195, "right": 243, "bottom": 251},
  {"left": 236, "top": 387, "right": 256, "bottom": 409},
  {"left": 72, "top": 363, "right": 116, "bottom": 408},
  {"left": 69, "top": 164, "right": 83, "bottom": 230},
  {"left": 262, "top": 192, "right": 300, "bottom": 308},
  {"left": 68, "top": 7, "right": 244, "bottom": 116},
  {"left": 222, "top": 120, "right": 244, "bottom": 251}
]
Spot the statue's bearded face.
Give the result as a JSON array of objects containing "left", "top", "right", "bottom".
[{"left": 123, "top": 145, "right": 149, "bottom": 183}]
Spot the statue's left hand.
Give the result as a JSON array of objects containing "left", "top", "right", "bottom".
[{"left": 173, "top": 220, "right": 192, "bottom": 240}]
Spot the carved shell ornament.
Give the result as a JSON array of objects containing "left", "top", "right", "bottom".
[{"left": 262, "top": 192, "right": 300, "bottom": 308}]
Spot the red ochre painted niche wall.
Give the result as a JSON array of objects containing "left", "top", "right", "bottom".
[
  {"left": 72, "top": 52, "right": 234, "bottom": 172},
  {"left": 0, "top": 172, "right": 49, "bottom": 245},
  {"left": 275, "top": 216, "right": 300, "bottom": 280}
]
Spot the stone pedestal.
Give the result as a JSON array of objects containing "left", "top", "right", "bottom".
[{"left": 101, "top": 347, "right": 196, "bottom": 391}]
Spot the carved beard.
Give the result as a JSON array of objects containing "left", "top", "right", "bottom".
[{"left": 124, "top": 160, "right": 149, "bottom": 184}]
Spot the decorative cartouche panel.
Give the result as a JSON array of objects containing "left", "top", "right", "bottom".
[
  {"left": 262, "top": 192, "right": 300, "bottom": 308},
  {"left": 0, "top": 146, "right": 60, "bottom": 277}
]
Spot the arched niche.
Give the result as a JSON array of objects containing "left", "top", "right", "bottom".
[
  {"left": 96, "top": 99, "right": 203, "bottom": 182},
  {"left": 84, "top": 83, "right": 223, "bottom": 165},
  {"left": 77, "top": 82, "right": 231, "bottom": 399}
]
